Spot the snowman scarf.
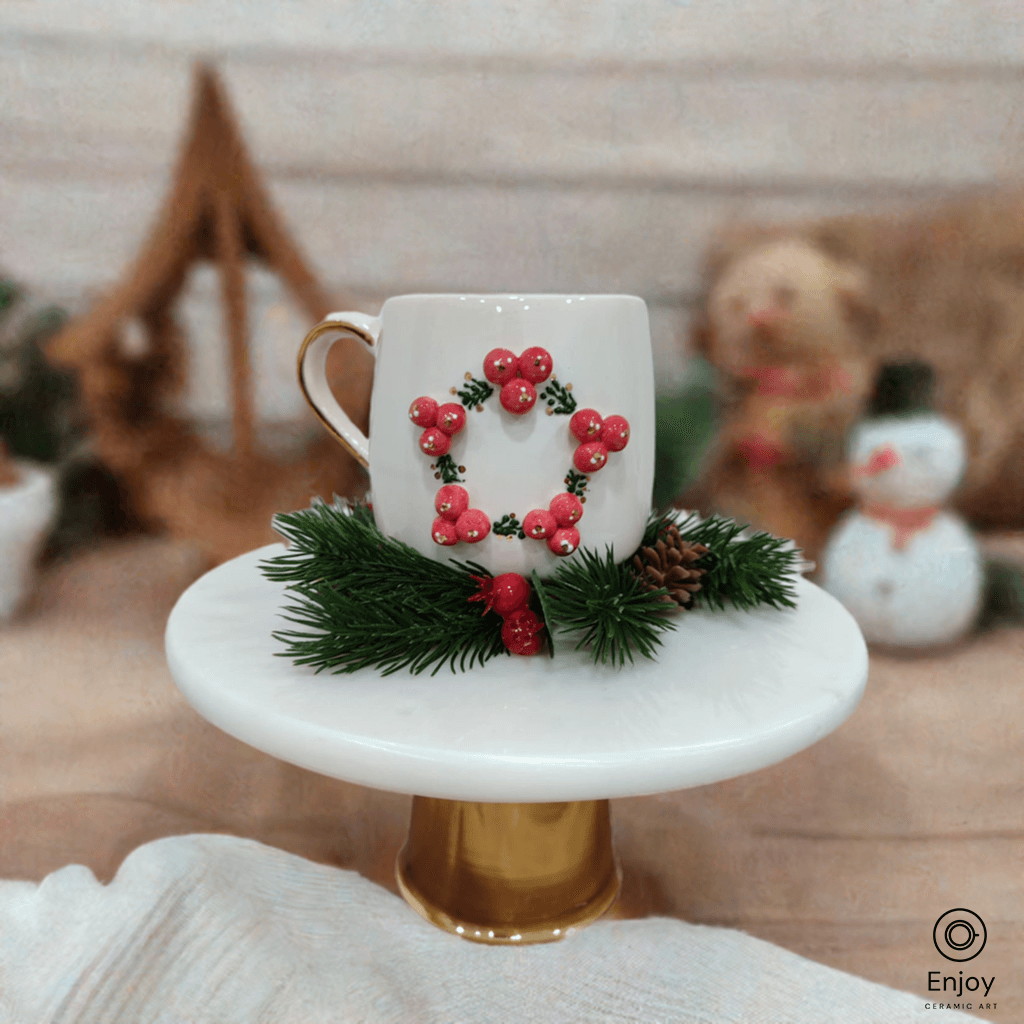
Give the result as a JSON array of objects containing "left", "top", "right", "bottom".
[
  {"left": 854, "top": 446, "right": 938, "bottom": 550},
  {"left": 859, "top": 501, "right": 939, "bottom": 550}
]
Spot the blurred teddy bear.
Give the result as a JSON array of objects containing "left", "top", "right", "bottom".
[
  {"left": 682, "top": 236, "right": 875, "bottom": 560},
  {"left": 684, "top": 189, "right": 1024, "bottom": 541}
]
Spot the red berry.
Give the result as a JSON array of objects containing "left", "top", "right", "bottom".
[
  {"left": 548, "top": 527, "right": 580, "bottom": 556},
  {"left": 500, "top": 379, "right": 537, "bottom": 415},
  {"left": 549, "top": 492, "right": 583, "bottom": 527},
  {"left": 523, "top": 508, "right": 558, "bottom": 540},
  {"left": 600, "top": 415, "right": 630, "bottom": 452},
  {"left": 483, "top": 348, "right": 519, "bottom": 385},
  {"left": 431, "top": 516, "right": 458, "bottom": 546},
  {"left": 456, "top": 508, "right": 491, "bottom": 544},
  {"left": 435, "top": 484, "right": 469, "bottom": 521},
  {"left": 518, "top": 346, "right": 553, "bottom": 384},
  {"left": 573, "top": 442, "right": 609, "bottom": 473},
  {"left": 420, "top": 427, "right": 451, "bottom": 456},
  {"left": 490, "top": 573, "right": 531, "bottom": 616},
  {"left": 435, "top": 402, "right": 467, "bottom": 435},
  {"left": 569, "top": 408, "right": 603, "bottom": 442},
  {"left": 409, "top": 396, "right": 438, "bottom": 427},
  {"left": 513, "top": 634, "right": 541, "bottom": 656},
  {"left": 468, "top": 573, "right": 529, "bottom": 615},
  {"left": 501, "top": 609, "right": 543, "bottom": 656}
]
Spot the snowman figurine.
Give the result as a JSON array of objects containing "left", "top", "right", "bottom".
[{"left": 821, "top": 363, "right": 983, "bottom": 649}]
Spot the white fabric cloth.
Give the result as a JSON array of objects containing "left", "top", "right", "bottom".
[{"left": 0, "top": 835, "right": 971, "bottom": 1024}]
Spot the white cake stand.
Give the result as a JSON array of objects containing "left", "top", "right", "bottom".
[{"left": 165, "top": 544, "right": 868, "bottom": 945}]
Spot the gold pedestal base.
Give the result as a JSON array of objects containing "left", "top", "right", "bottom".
[{"left": 396, "top": 797, "right": 621, "bottom": 945}]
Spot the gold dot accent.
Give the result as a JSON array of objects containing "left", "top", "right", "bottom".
[
  {"left": 450, "top": 387, "right": 457, "bottom": 395},
  {"left": 434, "top": 472, "right": 441, "bottom": 479},
  {"left": 546, "top": 408, "right": 553, "bottom": 416},
  {"left": 580, "top": 497, "right": 587, "bottom": 504},
  {"left": 476, "top": 404, "right": 484, "bottom": 413},
  {"left": 464, "top": 371, "right": 472, "bottom": 381}
]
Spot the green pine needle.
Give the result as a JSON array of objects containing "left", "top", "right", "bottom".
[
  {"left": 457, "top": 377, "right": 494, "bottom": 408},
  {"left": 564, "top": 468, "right": 589, "bottom": 497},
  {"left": 530, "top": 570, "right": 557, "bottom": 659},
  {"left": 541, "top": 546, "right": 677, "bottom": 667},
  {"left": 493, "top": 513, "right": 525, "bottom": 538},
  {"left": 262, "top": 500, "right": 505, "bottom": 676},
  {"left": 539, "top": 379, "right": 577, "bottom": 415},
  {"left": 435, "top": 454, "right": 463, "bottom": 484}
]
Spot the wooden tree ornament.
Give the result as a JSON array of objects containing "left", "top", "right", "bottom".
[
  {"left": 0, "top": 440, "right": 20, "bottom": 487},
  {"left": 46, "top": 64, "right": 372, "bottom": 563}
]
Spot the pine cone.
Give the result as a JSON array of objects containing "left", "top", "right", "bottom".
[{"left": 631, "top": 525, "right": 708, "bottom": 608}]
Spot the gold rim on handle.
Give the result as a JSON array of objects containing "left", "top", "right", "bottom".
[{"left": 296, "top": 317, "right": 377, "bottom": 469}]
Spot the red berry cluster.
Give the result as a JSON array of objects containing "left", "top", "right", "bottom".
[
  {"left": 431, "top": 484, "right": 490, "bottom": 546},
  {"left": 522, "top": 491, "right": 583, "bottom": 556},
  {"left": 483, "top": 346, "right": 553, "bottom": 415},
  {"left": 409, "top": 399, "right": 489, "bottom": 547},
  {"left": 411, "top": 348, "right": 629, "bottom": 557},
  {"left": 568, "top": 409, "right": 630, "bottom": 474},
  {"left": 469, "top": 572, "right": 543, "bottom": 656},
  {"left": 409, "top": 395, "right": 467, "bottom": 458}
]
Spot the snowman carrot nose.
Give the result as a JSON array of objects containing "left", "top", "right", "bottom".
[{"left": 855, "top": 445, "right": 900, "bottom": 477}]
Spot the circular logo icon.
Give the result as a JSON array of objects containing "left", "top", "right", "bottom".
[{"left": 933, "top": 909, "right": 987, "bottom": 962}]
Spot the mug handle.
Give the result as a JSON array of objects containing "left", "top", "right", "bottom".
[{"left": 297, "top": 312, "right": 382, "bottom": 468}]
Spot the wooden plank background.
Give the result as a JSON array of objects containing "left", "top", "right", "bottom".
[{"left": 3, "top": 1, "right": 1024, "bottom": 422}]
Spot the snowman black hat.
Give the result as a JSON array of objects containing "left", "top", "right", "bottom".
[{"left": 867, "top": 361, "right": 935, "bottom": 418}]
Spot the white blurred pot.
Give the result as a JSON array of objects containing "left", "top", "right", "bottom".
[{"left": 0, "top": 463, "right": 57, "bottom": 621}]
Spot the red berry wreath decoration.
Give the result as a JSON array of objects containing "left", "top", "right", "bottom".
[
  {"left": 408, "top": 347, "right": 630, "bottom": 564},
  {"left": 467, "top": 571, "right": 544, "bottom": 656}
]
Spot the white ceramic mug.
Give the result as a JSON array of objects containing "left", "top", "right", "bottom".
[{"left": 298, "top": 294, "right": 654, "bottom": 575}]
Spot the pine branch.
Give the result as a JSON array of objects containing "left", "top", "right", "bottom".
[
  {"left": 493, "top": 513, "right": 525, "bottom": 538},
  {"left": 530, "top": 570, "right": 557, "bottom": 659},
  {"left": 262, "top": 501, "right": 505, "bottom": 675},
  {"left": 564, "top": 468, "right": 589, "bottom": 497},
  {"left": 643, "top": 510, "right": 801, "bottom": 611},
  {"left": 541, "top": 546, "right": 676, "bottom": 666},
  {"left": 434, "top": 454, "right": 464, "bottom": 484},
  {"left": 457, "top": 377, "right": 494, "bottom": 408},
  {"left": 540, "top": 379, "right": 577, "bottom": 415},
  {"left": 259, "top": 500, "right": 801, "bottom": 678}
]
